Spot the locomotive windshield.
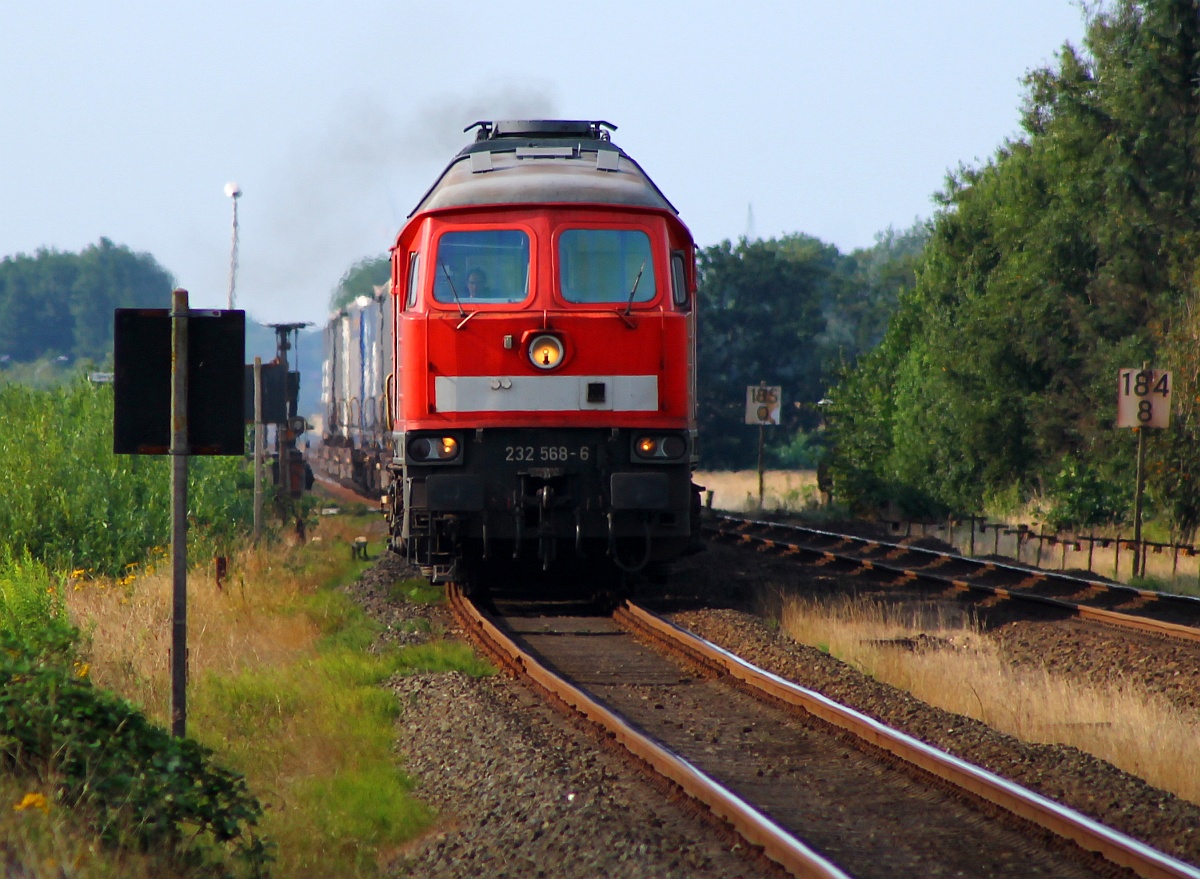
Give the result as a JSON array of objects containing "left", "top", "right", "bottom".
[
  {"left": 559, "top": 229, "right": 656, "bottom": 304},
  {"left": 433, "top": 229, "right": 530, "bottom": 304}
]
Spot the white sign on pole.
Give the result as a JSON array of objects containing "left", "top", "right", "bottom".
[
  {"left": 745, "top": 385, "right": 782, "bottom": 425},
  {"left": 1116, "top": 368, "right": 1171, "bottom": 428}
]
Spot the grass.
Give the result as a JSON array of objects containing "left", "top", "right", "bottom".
[
  {"left": 779, "top": 594, "right": 1200, "bottom": 806},
  {"left": 0, "top": 379, "right": 253, "bottom": 577},
  {"left": 695, "top": 469, "right": 821, "bottom": 513},
  {"left": 0, "top": 773, "right": 199, "bottom": 879},
  {"left": 62, "top": 509, "right": 495, "bottom": 877}
]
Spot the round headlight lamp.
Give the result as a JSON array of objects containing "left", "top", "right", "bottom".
[
  {"left": 633, "top": 435, "right": 687, "bottom": 460},
  {"left": 528, "top": 334, "right": 565, "bottom": 370},
  {"left": 408, "top": 435, "right": 460, "bottom": 462}
]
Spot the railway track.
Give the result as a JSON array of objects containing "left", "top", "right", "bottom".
[
  {"left": 707, "top": 514, "right": 1200, "bottom": 643},
  {"left": 449, "top": 586, "right": 1198, "bottom": 879}
]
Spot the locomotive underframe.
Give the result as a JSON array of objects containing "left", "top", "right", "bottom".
[{"left": 387, "top": 426, "right": 697, "bottom": 583}]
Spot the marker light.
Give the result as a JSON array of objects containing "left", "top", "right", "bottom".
[
  {"left": 633, "top": 435, "right": 687, "bottom": 460},
  {"left": 408, "top": 435, "right": 460, "bottom": 462},
  {"left": 528, "top": 334, "right": 564, "bottom": 370}
]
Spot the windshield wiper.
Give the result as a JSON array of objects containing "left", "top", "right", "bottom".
[
  {"left": 623, "top": 259, "right": 647, "bottom": 316},
  {"left": 441, "top": 264, "right": 467, "bottom": 318}
]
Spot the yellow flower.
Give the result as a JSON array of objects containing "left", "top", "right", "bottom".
[
  {"left": 73, "top": 662, "right": 90, "bottom": 679},
  {"left": 13, "top": 792, "right": 49, "bottom": 813}
]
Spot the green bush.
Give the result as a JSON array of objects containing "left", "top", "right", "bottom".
[
  {"left": 0, "top": 636, "right": 268, "bottom": 869},
  {"left": 771, "top": 429, "right": 828, "bottom": 470},
  {"left": 1039, "top": 459, "right": 1132, "bottom": 531},
  {"left": 0, "top": 546, "right": 270, "bottom": 876}
]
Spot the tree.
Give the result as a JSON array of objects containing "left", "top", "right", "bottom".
[
  {"left": 71, "top": 239, "right": 174, "bottom": 361},
  {"left": 329, "top": 255, "right": 389, "bottom": 312},
  {"left": 827, "top": 0, "right": 1200, "bottom": 529},
  {"left": 0, "top": 239, "right": 173, "bottom": 366},
  {"left": 695, "top": 236, "right": 830, "bottom": 469}
]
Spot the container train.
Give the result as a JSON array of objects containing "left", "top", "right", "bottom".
[
  {"left": 320, "top": 120, "right": 700, "bottom": 586},
  {"left": 316, "top": 293, "right": 393, "bottom": 496}
]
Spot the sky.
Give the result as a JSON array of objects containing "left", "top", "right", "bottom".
[{"left": 0, "top": 2, "right": 1090, "bottom": 327}]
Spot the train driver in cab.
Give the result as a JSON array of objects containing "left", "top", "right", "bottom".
[{"left": 465, "top": 268, "right": 489, "bottom": 299}]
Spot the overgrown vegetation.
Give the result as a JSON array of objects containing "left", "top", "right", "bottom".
[
  {"left": 67, "top": 510, "right": 492, "bottom": 877},
  {"left": 0, "top": 552, "right": 268, "bottom": 877},
  {"left": 1, "top": 486, "right": 494, "bottom": 876},
  {"left": 0, "top": 379, "right": 252, "bottom": 576}
]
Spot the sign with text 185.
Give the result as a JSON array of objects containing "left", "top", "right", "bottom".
[
  {"left": 1116, "top": 368, "right": 1171, "bottom": 428},
  {"left": 745, "top": 385, "right": 782, "bottom": 425}
]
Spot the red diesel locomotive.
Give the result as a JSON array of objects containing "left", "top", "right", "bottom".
[{"left": 383, "top": 120, "right": 699, "bottom": 585}]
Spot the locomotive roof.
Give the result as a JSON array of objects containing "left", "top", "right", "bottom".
[{"left": 409, "top": 120, "right": 678, "bottom": 218}]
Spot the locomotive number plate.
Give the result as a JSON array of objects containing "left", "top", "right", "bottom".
[{"left": 505, "top": 445, "right": 590, "bottom": 462}]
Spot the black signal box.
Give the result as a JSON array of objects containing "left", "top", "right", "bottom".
[
  {"left": 113, "top": 309, "right": 246, "bottom": 455},
  {"left": 243, "top": 362, "right": 289, "bottom": 424}
]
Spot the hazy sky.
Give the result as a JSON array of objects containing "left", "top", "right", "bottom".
[{"left": 0, "top": 2, "right": 1089, "bottom": 325}]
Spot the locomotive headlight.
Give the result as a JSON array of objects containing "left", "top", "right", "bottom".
[
  {"left": 528, "top": 334, "right": 564, "bottom": 370},
  {"left": 633, "top": 435, "right": 687, "bottom": 461},
  {"left": 407, "top": 435, "right": 461, "bottom": 463}
]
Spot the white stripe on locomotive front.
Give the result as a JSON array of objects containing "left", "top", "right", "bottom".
[{"left": 433, "top": 375, "right": 658, "bottom": 413}]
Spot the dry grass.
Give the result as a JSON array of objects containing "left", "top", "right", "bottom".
[
  {"left": 781, "top": 594, "right": 1200, "bottom": 805},
  {"left": 66, "top": 537, "right": 333, "bottom": 721},
  {"left": 60, "top": 510, "right": 445, "bottom": 877},
  {"left": 695, "top": 470, "right": 819, "bottom": 513}
]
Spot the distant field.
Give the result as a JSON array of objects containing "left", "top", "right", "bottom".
[{"left": 695, "top": 470, "right": 819, "bottom": 513}]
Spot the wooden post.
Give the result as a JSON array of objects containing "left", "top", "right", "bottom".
[
  {"left": 253, "top": 357, "right": 264, "bottom": 543},
  {"left": 170, "top": 289, "right": 189, "bottom": 739},
  {"left": 1133, "top": 424, "right": 1146, "bottom": 580},
  {"left": 756, "top": 422, "right": 765, "bottom": 510}
]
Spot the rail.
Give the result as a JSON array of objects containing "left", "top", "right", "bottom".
[
  {"left": 619, "top": 602, "right": 1200, "bottom": 879},
  {"left": 708, "top": 514, "right": 1200, "bottom": 644},
  {"left": 448, "top": 584, "right": 850, "bottom": 879},
  {"left": 449, "top": 584, "right": 1200, "bottom": 878}
]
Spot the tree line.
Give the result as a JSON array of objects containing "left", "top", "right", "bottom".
[
  {"left": 826, "top": 0, "right": 1200, "bottom": 539},
  {"left": 0, "top": 238, "right": 173, "bottom": 365}
]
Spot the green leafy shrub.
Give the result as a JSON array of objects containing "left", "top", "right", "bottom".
[
  {"left": 771, "top": 429, "right": 828, "bottom": 470},
  {"left": 0, "top": 551, "right": 270, "bottom": 876},
  {"left": 1040, "top": 459, "right": 1132, "bottom": 531}
]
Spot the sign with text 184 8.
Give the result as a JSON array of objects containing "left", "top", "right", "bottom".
[{"left": 1116, "top": 368, "right": 1171, "bottom": 429}]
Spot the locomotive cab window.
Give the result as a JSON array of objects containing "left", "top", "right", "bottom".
[
  {"left": 559, "top": 229, "right": 656, "bottom": 304},
  {"left": 433, "top": 230, "right": 529, "bottom": 305},
  {"left": 670, "top": 251, "right": 689, "bottom": 308},
  {"left": 405, "top": 252, "right": 420, "bottom": 309}
]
